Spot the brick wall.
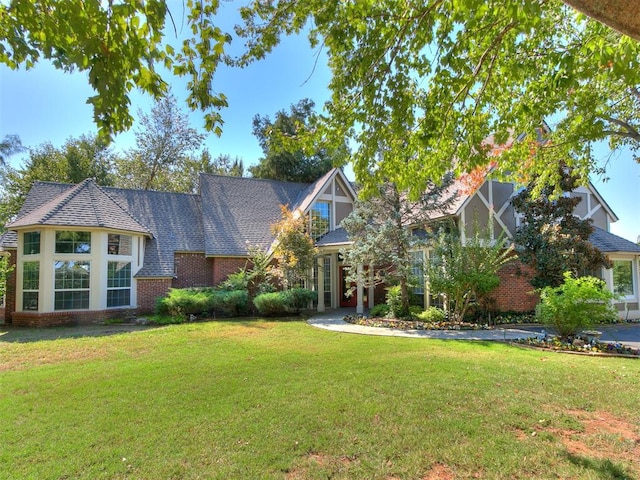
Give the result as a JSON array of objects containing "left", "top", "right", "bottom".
[
  {"left": 489, "top": 260, "right": 539, "bottom": 312},
  {"left": 12, "top": 308, "right": 136, "bottom": 328},
  {"left": 173, "top": 253, "right": 213, "bottom": 288},
  {"left": 212, "top": 257, "right": 247, "bottom": 285},
  {"left": 137, "top": 278, "right": 173, "bottom": 313}
]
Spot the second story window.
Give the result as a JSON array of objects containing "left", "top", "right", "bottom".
[
  {"left": 310, "top": 201, "right": 331, "bottom": 241},
  {"left": 108, "top": 234, "right": 132, "bottom": 256},
  {"left": 55, "top": 231, "right": 91, "bottom": 254},
  {"left": 23, "top": 231, "right": 41, "bottom": 255}
]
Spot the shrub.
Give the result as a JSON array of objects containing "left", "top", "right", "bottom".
[
  {"left": 215, "top": 290, "right": 249, "bottom": 317},
  {"left": 370, "top": 304, "right": 390, "bottom": 318},
  {"left": 386, "top": 285, "right": 410, "bottom": 318},
  {"left": 156, "top": 288, "right": 249, "bottom": 318},
  {"left": 218, "top": 271, "right": 249, "bottom": 291},
  {"left": 253, "top": 292, "right": 289, "bottom": 316},
  {"left": 285, "top": 288, "right": 317, "bottom": 313},
  {"left": 416, "top": 306, "right": 446, "bottom": 323},
  {"left": 537, "top": 272, "right": 618, "bottom": 340},
  {"left": 253, "top": 288, "right": 316, "bottom": 316},
  {"left": 156, "top": 288, "right": 214, "bottom": 317}
]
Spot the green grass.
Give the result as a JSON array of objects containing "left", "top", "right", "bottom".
[{"left": 1, "top": 319, "right": 639, "bottom": 479}]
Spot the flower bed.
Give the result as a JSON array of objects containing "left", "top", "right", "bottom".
[
  {"left": 512, "top": 337, "right": 640, "bottom": 357},
  {"left": 343, "top": 314, "right": 492, "bottom": 331}
]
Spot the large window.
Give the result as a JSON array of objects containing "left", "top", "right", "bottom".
[
  {"left": 310, "top": 201, "right": 331, "bottom": 241},
  {"left": 411, "top": 250, "right": 425, "bottom": 295},
  {"left": 108, "top": 234, "right": 132, "bottom": 255},
  {"left": 22, "top": 261, "right": 39, "bottom": 311},
  {"left": 23, "top": 231, "right": 41, "bottom": 255},
  {"left": 612, "top": 260, "right": 635, "bottom": 298},
  {"left": 54, "top": 261, "right": 90, "bottom": 310},
  {"left": 107, "top": 262, "right": 131, "bottom": 307},
  {"left": 55, "top": 231, "right": 91, "bottom": 254},
  {"left": 323, "top": 256, "right": 332, "bottom": 307}
]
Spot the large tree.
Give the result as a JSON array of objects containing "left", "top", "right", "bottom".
[
  {"left": 114, "top": 92, "right": 205, "bottom": 191},
  {"left": 2, "top": 1, "right": 639, "bottom": 196},
  {"left": 249, "top": 99, "right": 348, "bottom": 183},
  {"left": 0, "top": 134, "right": 117, "bottom": 225},
  {"left": 237, "top": 1, "right": 640, "bottom": 198},
  {"left": 0, "top": 134, "right": 24, "bottom": 165},
  {"left": 340, "top": 175, "right": 457, "bottom": 315},
  {"left": 511, "top": 167, "right": 611, "bottom": 288}
]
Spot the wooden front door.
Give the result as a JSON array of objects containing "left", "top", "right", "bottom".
[{"left": 339, "top": 266, "right": 357, "bottom": 307}]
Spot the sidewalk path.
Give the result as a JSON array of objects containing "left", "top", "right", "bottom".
[{"left": 307, "top": 311, "right": 542, "bottom": 341}]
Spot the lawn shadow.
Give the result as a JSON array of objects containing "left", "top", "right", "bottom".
[
  {"left": 566, "top": 453, "right": 635, "bottom": 480},
  {"left": 0, "top": 324, "right": 162, "bottom": 343}
]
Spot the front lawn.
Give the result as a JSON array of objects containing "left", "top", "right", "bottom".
[{"left": 1, "top": 319, "right": 639, "bottom": 479}]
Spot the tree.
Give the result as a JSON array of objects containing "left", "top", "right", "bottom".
[
  {"left": 269, "top": 206, "right": 317, "bottom": 288},
  {"left": 0, "top": 0, "right": 230, "bottom": 139},
  {"left": 0, "top": 134, "right": 117, "bottom": 225},
  {"left": 426, "top": 223, "right": 515, "bottom": 322},
  {"left": 114, "top": 92, "right": 205, "bottom": 191},
  {"left": 0, "top": 252, "right": 14, "bottom": 302},
  {"left": 340, "top": 175, "right": 456, "bottom": 316},
  {"left": 237, "top": 1, "right": 640, "bottom": 198},
  {"left": 537, "top": 272, "right": 618, "bottom": 340},
  {"left": 0, "top": 134, "right": 24, "bottom": 165},
  {"left": 249, "top": 99, "right": 348, "bottom": 183},
  {"left": 162, "top": 150, "right": 245, "bottom": 195},
  {"left": 2, "top": 1, "right": 639, "bottom": 196},
  {"left": 511, "top": 167, "right": 611, "bottom": 288}
]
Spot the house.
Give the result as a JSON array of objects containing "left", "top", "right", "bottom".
[{"left": 1, "top": 167, "right": 639, "bottom": 327}]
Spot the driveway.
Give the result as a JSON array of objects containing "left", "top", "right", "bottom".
[{"left": 515, "top": 323, "right": 640, "bottom": 350}]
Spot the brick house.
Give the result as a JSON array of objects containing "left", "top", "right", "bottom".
[{"left": 1, "top": 167, "right": 639, "bottom": 326}]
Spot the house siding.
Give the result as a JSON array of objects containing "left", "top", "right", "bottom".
[
  {"left": 490, "top": 260, "right": 539, "bottom": 312},
  {"left": 212, "top": 257, "right": 247, "bottom": 285},
  {"left": 11, "top": 308, "right": 136, "bottom": 327},
  {"left": 173, "top": 253, "right": 212, "bottom": 289},
  {"left": 137, "top": 278, "right": 173, "bottom": 313}
]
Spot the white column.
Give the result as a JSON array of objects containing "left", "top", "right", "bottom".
[
  {"left": 356, "top": 264, "right": 364, "bottom": 314},
  {"left": 317, "top": 256, "right": 325, "bottom": 312}
]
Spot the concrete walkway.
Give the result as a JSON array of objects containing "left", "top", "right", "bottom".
[{"left": 307, "top": 310, "right": 542, "bottom": 341}]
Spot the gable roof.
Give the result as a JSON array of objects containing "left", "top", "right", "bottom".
[
  {"left": 590, "top": 227, "right": 640, "bottom": 254},
  {"left": 7, "top": 181, "right": 203, "bottom": 277},
  {"left": 7, "top": 179, "right": 151, "bottom": 236},
  {"left": 199, "top": 174, "right": 310, "bottom": 256}
]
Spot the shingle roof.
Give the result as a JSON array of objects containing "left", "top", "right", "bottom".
[
  {"left": 200, "top": 174, "right": 311, "bottom": 256},
  {"left": 8, "top": 179, "right": 151, "bottom": 235},
  {"left": 7, "top": 181, "right": 203, "bottom": 277},
  {"left": 316, "top": 227, "right": 350, "bottom": 246},
  {"left": 0, "top": 231, "right": 17, "bottom": 249},
  {"left": 103, "top": 188, "right": 204, "bottom": 277},
  {"left": 590, "top": 227, "right": 640, "bottom": 254}
]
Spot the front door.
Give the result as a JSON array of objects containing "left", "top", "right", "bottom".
[{"left": 339, "top": 266, "right": 357, "bottom": 307}]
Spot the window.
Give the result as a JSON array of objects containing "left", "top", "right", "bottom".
[
  {"left": 323, "top": 256, "right": 332, "bottom": 307},
  {"left": 612, "top": 260, "right": 635, "bottom": 298},
  {"left": 107, "top": 262, "right": 131, "bottom": 307},
  {"left": 54, "top": 261, "right": 90, "bottom": 310},
  {"left": 310, "top": 201, "right": 331, "bottom": 241},
  {"left": 23, "top": 231, "right": 41, "bottom": 255},
  {"left": 411, "top": 250, "right": 425, "bottom": 295},
  {"left": 55, "top": 231, "right": 91, "bottom": 254},
  {"left": 108, "top": 234, "right": 132, "bottom": 256},
  {"left": 22, "top": 261, "right": 39, "bottom": 311}
]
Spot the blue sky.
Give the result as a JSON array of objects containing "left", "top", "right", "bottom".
[{"left": 0, "top": 8, "right": 638, "bottom": 242}]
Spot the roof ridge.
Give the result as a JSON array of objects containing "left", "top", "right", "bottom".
[
  {"left": 95, "top": 182, "right": 153, "bottom": 236},
  {"left": 39, "top": 178, "right": 94, "bottom": 225},
  {"left": 199, "top": 172, "right": 312, "bottom": 188}
]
